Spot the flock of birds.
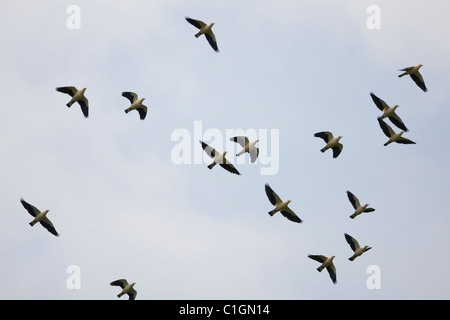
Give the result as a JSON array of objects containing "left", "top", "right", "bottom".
[{"left": 17, "top": 16, "right": 429, "bottom": 298}]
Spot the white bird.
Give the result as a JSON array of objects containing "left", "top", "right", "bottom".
[
  {"left": 344, "top": 233, "right": 372, "bottom": 261},
  {"left": 229, "top": 136, "right": 259, "bottom": 163},
  {"left": 110, "top": 279, "right": 137, "bottom": 300},
  {"left": 314, "top": 131, "right": 343, "bottom": 158},
  {"left": 377, "top": 117, "right": 416, "bottom": 147},
  {"left": 346, "top": 190, "right": 375, "bottom": 219},
  {"left": 370, "top": 92, "right": 408, "bottom": 132},
  {"left": 20, "top": 198, "right": 59, "bottom": 237},
  {"left": 398, "top": 64, "right": 427, "bottom": 92},
  {"left": 308, "top": 254, "right": 337, "bottom": 284},
  {"left": 265, "top": 183, "right": 302, "bottom": 223},
  {"left": 185, "top": 17, "right": 219, "bottom": 52},
  {"left": 122, "top": 92, "right": 148, "bottom": 120},
  {"left": 199, "top": 140, "right": 240, "bottom": 175},
  {"left": 56, "top": 86, "right": 89, "bottom": 118}
]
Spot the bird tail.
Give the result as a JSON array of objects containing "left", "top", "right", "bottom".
[
  {"left": 349, "top": 214, "right": 356, "bottom": 219},
  {"left": 207, "top": 163, "right": 215, "bottom": 169},
  {"left": 29, "top": 221, "right": 36, "bottom": 226},
  {"left": 317, "top": 266, "right": 324, "bottom": 272},
  {"left": 398, "top": 73, "right": 406, "bottom": 78},
  {"left": 268, "top": 210, "right": 276, "bottom": 216},
  {"left": 195, "top": 32, "right": 201, "bottom": 38},
  {"left": 66, "top": 102, "right": 72, "bottom": 108},
  {"left": 236, "top": 149, "right": 245, "bottom": 156},
  {"left": 349, "top": 256, "right": 355, "bottom": 261},
  {"left": 383, "top": 142, "right": 389, "bottom": 147},
  {"left": 125, "top": 108, "right": 131, "bottom": 114},
  {"left": 320, "top": 147, "right": 327, "bottom": 153},
  {"left": 117, "top": 293, "right": 122, "bottom": 298}
]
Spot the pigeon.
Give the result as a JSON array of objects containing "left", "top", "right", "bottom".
[
  {"left": 344, "top": 233, "right": 372, "bottom": 261},
  {"left": 377, "top": 117, "right": 416, "bottom": 146},
  {"left": 110, "top": 279, "right": 137, "bottom": 300},
  {"left": 398, "top": 64, "right": 427, "bottom": 92},
  {"left": 199, "top": 140, "right": 240, "bottom": 175},
  {"left": 185, "top": 17, "right": 219, "bottom": 52},
  {"left": 370, "top": 92, "right": 408, "bottom": 132},
  {"left": 20, "top": 198, "right": 59, "bottom": 237},
  {"left": 229, "top": 136, "right": 259, "bottom": 163},
  {"left": 314, "top": 131, "right": 343, "bottom": 158},
  {"left": 308, "top": 254, "right": 337, "bottom": 284},
  {"left": 56, "top": 86, "right": 89, "bottom": 118},
  {"left": 264, "top": 183, "right": 302, "bottom": 223},
  {"left": 122, "top": 92, "right": 148, "bottom": 120},
  {"left": 346, "top": 190, "right": 375, "bottom": 219}
]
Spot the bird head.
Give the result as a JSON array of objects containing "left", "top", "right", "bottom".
[
  {"left": 393, "top": 105, "right": 399, "bottom": 109},
  {"left": 287, "top": 200, "right": 292, "bottom": 204},
  {"left": 43, "top": 210, "right": 50, "bottom": 215},
  {"left": 418, "top": 64, "right": 423, "bottom": 68},
  {"left": 130, "top": 282, "right": 136, "bottom": 287}
]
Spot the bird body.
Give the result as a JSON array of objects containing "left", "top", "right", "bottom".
[
  {"left": 195, "top": 22, "right": 214, "bottom": 38},
  {"left": 56, "top": 86, "right": 89, "bottom": 118},
  {"left": 29, "top": 209, "right": 49, "bottom": 226}
]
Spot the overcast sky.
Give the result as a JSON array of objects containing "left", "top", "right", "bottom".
[{"left": 1, "top": 0, "right": 450, "bottom": 300}]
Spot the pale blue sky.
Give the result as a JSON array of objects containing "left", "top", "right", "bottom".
[{"left": 1, "top": 0, "right": 450, "bottom": 299}]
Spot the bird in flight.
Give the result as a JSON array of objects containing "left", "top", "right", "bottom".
[
  {"left": 56, "top": 86, "right": 89, "bottom": 118},
  {"left": 185, "top": 16, "right": 219, "bottom": 52},
  {"left": 344, "top": 233, "right": 372, "bottom": 261},
  {"left": 229, "top": 136, "right": 259, "bottom": 163},
  {"left": 314, "top": 131, "right": 343, "bottom": 158},
  {"left": 370, "top": 92, "right": 408, "bottom": 132},
  {"left": 308, "top": 254, "right": 337, "bottom": 284},
  {"left": 122, "top": 91, "right": 148, "bottom": 120},
  {"left": 346, "top": 190, "right": 375, "bottom": 219},
  {"left": 20, "top": 198, "right": 59, "bottom": 237},
  {"left": 110, "top": 279, "right": 137, "bottom": 300},
  {"left": 264, "top": 183, "right": 302, "bottom": 223},
  {"left": 398, "top": 64, "right": 427, "bottom": 92},
  {"left": 377, "top": 117, "right": 416, "bottom": 147},
  {"left": 199, "top": 140, "right": 240, "bottom": 175}
]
